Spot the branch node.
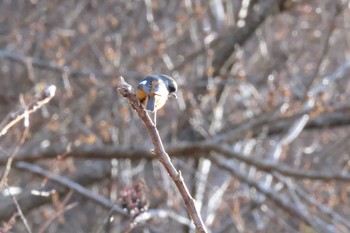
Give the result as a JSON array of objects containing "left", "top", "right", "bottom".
[{"left": 174, "top": 170, "right": 182, "bottom": 182}]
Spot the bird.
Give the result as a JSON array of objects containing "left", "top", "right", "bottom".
[{"left": 136, "top": 74, "right": 177, "bottom": 124}]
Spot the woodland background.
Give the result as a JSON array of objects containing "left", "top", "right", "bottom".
[{"left": 1, "top": 0, "right": 350, "bottom": 232}]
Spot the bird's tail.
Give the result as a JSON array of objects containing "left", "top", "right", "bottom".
[{"left": 146, "top": 96, "right": 156, "bottom": 112}]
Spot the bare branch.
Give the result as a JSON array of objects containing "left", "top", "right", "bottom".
[
  {"left": 303, "top": 2, "right": 342, "bottom": 97},
  {"left": 0, "top": 85, "right": 56, "bottom": 192},
  {"left": 15, "top": 161, "right": 127, "bottom": 217},
  {"left": 0, "top": 85, "right": 56, "bottom": 137},
  {"left": 116, "top": 76, "right": 208, "bottom": 233},
  {"left": 6, "top": 184, "right": 33, "bottom": 233},
  {"left": 211, "top": 155, "right": 314, "bottom": 227},
  {"left": 0, "top": 50, "right": 110, "bottom": 78},
  {"left": 6, "top": 141, "right": 350, "bottom": 182},
  {"left": 0, "top": 161, "right": 124, "bottom": 221},
  {"left": 37, "top": 202, "right": 78, "bottom": 233},
  {"left": 211, "top": 0, "right": 286, "bottom": 76}
]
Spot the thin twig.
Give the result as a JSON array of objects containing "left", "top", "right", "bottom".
[
  {"left": 0, "top": 50, "right": 110, "bottom": 78},
  {"left": 0, "top": 161, "right": 113, "bottom": 220},
  {"left": 211, "top": 155, "right": 313, "bottom": 227},
  {"left": 0, "top": 85, "right": 56, "bottom": 190},
  {"left": 303, "top": 3, "right": 342, "bottom": 99},
  {"left": 7, "top": 185, "right": 33, "bottom": 233},
  {"left": 0, "top": 85, "right": 56, "bottom": 137},
  {"left": 116, "top": 76, "right": 208, "bottom": 233},
  {"left": 95, "top": 207, "right": 115, "bottom": 233},
  {"left": 37, "top": 202, "right": 78, "bottom": 233},
  {"left": 0, "top": 125, "right": 29, "bottom": 190},
  {"left": 15, "top": 161, "right": 128, "bottom": 217}
]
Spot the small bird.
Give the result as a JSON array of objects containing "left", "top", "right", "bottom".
[{"left": 136, "top": 74, "right": 177, "bottom": 124}]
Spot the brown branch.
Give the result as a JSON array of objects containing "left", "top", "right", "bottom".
[
  {"left": 211, "top": 104, "right": 350, "bottom": 143},
  {"left": 302, "top": 2, "right": 342, "bottom": 98},
  {"left": 0, "top": 85, "right": 57, "bottom": 192},
  {"left": 5, "top": 141, "right": 350, "bottom": 182},
  {"left": 274, "top": 174, "right": 350, "bottom": 231},
  {"left": 116, "top": 76, "right": 208, "bottom": 233},
  {"left": 15, "top": 161, "right": 127, "bottom": 217},
  {"left": 122, "top": 209, "right": 194, "bottom": 233},
  {"left": 0, "top": 161, "right": 123, "bottom": 221},
  {"left": 211, "top": 0, "right": 286, "bottom": 76},
  {"left": 0, "top": 85, "right": 56, "bottom": 137},
  {"left": 37, "top": 202, "right": 78, "bottom": 233},
  {"left": 6, "top": 184, "right": 33, "bottom": 233},
  {"left": 173, "top": 0, "right": 286, "bottom": 74},
  {"left": 0, "top": 49, "right": 111, "bottom": 78},
  {"left": 207, "top": 144, "right": 350, "bottom": 182},
  {"left": 211, "top": 155, "right": 314, "bottom": 227}
]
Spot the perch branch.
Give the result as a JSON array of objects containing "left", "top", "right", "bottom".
[{"left": 116, "top": 76, "right": 208, "bottom": 233}]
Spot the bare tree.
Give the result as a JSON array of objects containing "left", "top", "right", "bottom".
[{"left": 1, "top": 0, "right": 350, "bottom": 232}]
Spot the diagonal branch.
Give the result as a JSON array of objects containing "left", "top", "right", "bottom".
[
  {"left": 211, "top": 155, "right": 315, "bottom": 227},
  {"left": 0, "top": 161, "right": 124, "bottom": 221},
  {"left": 0, "top": 50, "right": 110, "bottom": 78},
  {"left": 116, "top": 76, "right": 208, "bottom": 233},
  {"left": 0, "top": 85, "right": 56, "bottom": 137},
  {"left": 15, "top": 161, "right": 127, "bottom": 217},
  {"left": 211, "top": 0, "right": 286, "bottom": 76}
]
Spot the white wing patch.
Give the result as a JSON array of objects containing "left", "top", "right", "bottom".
[{"left": 140, "top": 80, "right": 148, "bottom": 85}]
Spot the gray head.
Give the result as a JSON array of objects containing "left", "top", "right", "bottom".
[{"left": 157, "top": 74, "right": 177, "bottom": 95}]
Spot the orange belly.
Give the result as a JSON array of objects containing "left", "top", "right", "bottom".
[{"left": 137, "top": 89, "right": 148, "bottom": 106}]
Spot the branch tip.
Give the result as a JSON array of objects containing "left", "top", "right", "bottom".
[
  {"left": 116, "top": 76, "right": 133, "bottom": 96},
  {"left": 44, "top": 85, "right": 56, "bottom": 98}
]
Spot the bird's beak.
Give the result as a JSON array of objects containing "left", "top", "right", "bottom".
[{"left": 170, "top": 93, "right": 177, "bottom": 99}]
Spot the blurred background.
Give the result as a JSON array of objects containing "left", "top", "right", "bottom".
[{"left": 1, "top": 0, "right": 350, "bottom": 232}]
